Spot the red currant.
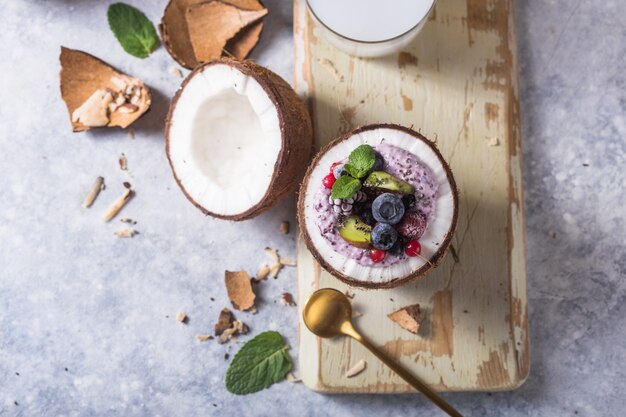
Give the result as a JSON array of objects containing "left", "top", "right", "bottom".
[
  {"left": 370, "top": 248, "right": 386, "bottom": 263},
  {"left": 330, "top": 161, "right": 342, "bottom": 173},
  {"left": 322, "top": 173, "right": 336, "bottom": 189},
  {"left": 405, "top": 240, "right": 421, "bottom": 257}
]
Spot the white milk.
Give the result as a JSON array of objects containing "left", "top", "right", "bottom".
[{"left": 307, "top": 0, "right": 436, "bottom": 57}]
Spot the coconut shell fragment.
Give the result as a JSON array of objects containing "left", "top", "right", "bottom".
[
  {"left": 59, "top": 47, "right": 151, "bottom": 132},
  {"left": 186, "top": 2, "right": 267, "bottom": 63},
  {"left": 225, "top": 270, "right": 256, "bottom": 310},
  {"left": 160, "top": 0, "right": 267, "bottom": 69},
  {"left": 214, "top": 308, "right": 235, "bottom": 335},
  {"left": 388, "top": 304, "right": 422, "bottom": 334}
]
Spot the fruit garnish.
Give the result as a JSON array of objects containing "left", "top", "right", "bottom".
[
  {"left": 405, "top": 240, "right": 421, "bottom": 257},
  {"left": 330, "top": 161, "right": 342, "bottom": 173},
  {"left": 372, "top": 151, "right": 385, "bottom": 171},
  {"left": 363, "top": 171, "right": 415, "bottom": 195},
  {"left": 372, "top": 193, "right": 405, "bottom": 225},
  {"left": 388, "top": 236, "right": 406, "bottom": 256},
  {"left": 370, "top": 248, "right": 386, "bottom": 263},
  {"left": 360, "top": 210, "right": 375, "bottom": 225},
  {"left": 397, "top": 211, "right": 427, "bottom": 240},
  {"left": 353, "top": 190, "right": 367, "bottom": 203},
  {"left": 402, "top": 194, "right": 416, "bottom": 210},
  {"left": 333, "top": 163, "right": 347, "bottom": 179},
  {"left": 371, "top": 223, "right": 398, "bottom": 250},
  {"left": 322, "top": 173, "right": 336, "bottom": 189},
  {"left": 328, "top": 195, "right": 353, "bottom": 216},
  {"left": 338, "top": 216, "right": 372, "bottom": 248}
]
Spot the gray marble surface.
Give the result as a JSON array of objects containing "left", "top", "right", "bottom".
[{"left": 0, "top": 0, "right": 624, "bottom": 416}]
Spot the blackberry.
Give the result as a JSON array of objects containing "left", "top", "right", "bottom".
[
  {"left": 402, "top": 194, "right": 416, "bottom": 210},
  {"left": 360, "top": 209, "right": 375, "bottom": 225},
  {"left": 388, "top": 236, "right": 406, "bottom": 257},
  {"left": 372, "top": 151, "right": 385, "bottom": 171}
]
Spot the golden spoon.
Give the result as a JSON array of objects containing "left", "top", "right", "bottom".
[{"left": 303, "top": 288, "right": 463, "bottom": 417}]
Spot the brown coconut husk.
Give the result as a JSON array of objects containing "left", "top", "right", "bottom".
[
  {"left": 296, "top": 124, "right": 459, "bottom": 290},
  {"left": 165, "top": 58, "right": 313, "bottom": 221},
  {"left": 187, "top": 2, "right": 267, "bottom": 63},
  {"left": 159, "top": 0, "right": 267, "bottom": 70},
  {"left": 59, "top": 47, "right": 151, "bottom": 132}
]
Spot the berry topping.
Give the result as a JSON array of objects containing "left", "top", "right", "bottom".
[
  {"left": 371, "top": 223, "right": 398, "bottom": 250},
  {"left": 360, "top": 209, "right": 375, "bottom": 225},
  {"left": 329, "top": 195, "right": 353, "bottom": 215},
  {"left": 402, "top": 194, "right": 416, "bottom": 210},
  {"left": 397, "top": 211, "right": 427, "bottom": 240},
  {"left": 353, "top": 190, "right": 368, "bottom": 203},
  {"left": 333, "top": 163, "right": 347, "bottom": 179},
  {"left": 372, "top": 193, "right": 405, "bottom": 225},
  {"left": 370, "top": 248, "right": 386, "bottom": 263},
  {"left": 405, "top": 239, "right": 421, "bottom": 257},
  {"left": 330, "top": 161, "right": 342, "bottom": 173},
  {"left": 388, "top": 236, "right": 406, "bottom": 257},
  {"left": 372, "top": 151, "right": 385, "bottom": 171},
  {"left": 322, "top": 173, "right": 336, "bottom": 189}
]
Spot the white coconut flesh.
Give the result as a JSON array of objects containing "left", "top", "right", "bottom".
[
  {"left": 168, "top": 63, "right": 282, "bottom": 216},
  {"left": 302, "top": 127, "right": 456, "bottom": 285}
]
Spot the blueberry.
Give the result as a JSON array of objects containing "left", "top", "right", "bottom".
[
  {"left": 372, "top": 193, "right": 405, "bottom": 225},
  {"left": 388, "top": 236, "right": 406, "bottom": 256},
  {"left": 372, "top": 151, "right": 385, "bottom": 171},
  {"left": 333, "top": 163, "right": 348, "bottom": 179},
  {"left": 402, "top": 194, "right": 416, "bottom": 210},
  {"left": 371, "top": 223, "right": 398, "bottom": 250},
  {"left": 360, "top": 210, "right": 375, "bottom": 226}
]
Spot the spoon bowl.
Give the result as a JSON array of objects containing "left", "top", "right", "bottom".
[{"left": 303, "top": 288, "right": 352, "bottom": 338}]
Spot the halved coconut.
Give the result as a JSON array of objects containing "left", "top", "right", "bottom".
[
  {"left": 297, "top": 124, "right": 458, "bottom": 289},
  {"left": 166, "top": 58, "right": 313, "bottom": 220}
]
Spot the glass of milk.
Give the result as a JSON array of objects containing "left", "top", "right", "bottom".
[{"left": 306, "top": 0, "right": 436, "bottom": 57}]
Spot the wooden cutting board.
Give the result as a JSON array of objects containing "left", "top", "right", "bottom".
[{"left": 293, "top": 0, "right": 529, "bottom": 393}]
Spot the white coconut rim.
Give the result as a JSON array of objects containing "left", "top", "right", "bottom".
[
  {"left": 301, "top": 126, "right": 457, "bottom": 285},
  {"left": 167, "top": 63, "right": 282, "bottom": 217}
]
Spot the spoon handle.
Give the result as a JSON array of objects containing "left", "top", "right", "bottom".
[{"left": 341, "top": 322, "right": 463, "bottom": 417}]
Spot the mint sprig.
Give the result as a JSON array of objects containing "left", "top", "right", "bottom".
[
  {"left": 226, "top": 331, "right": 292, "bottom": 395},
  {"left": 345, "top": 144, "right": 375, "bottom": 179},
  {"left": 331, "top": 175, "right": 361, "bottom": 199},
  {"left": 330, "top": 144, "right": 375, "bottom": 198},
  {"left": 107, "top": 3, "right": 160, "bottom": 59}
]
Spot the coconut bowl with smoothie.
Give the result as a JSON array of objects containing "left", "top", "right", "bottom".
[{"left": 297, "top": 124, "right": 458, "bottom": 289}]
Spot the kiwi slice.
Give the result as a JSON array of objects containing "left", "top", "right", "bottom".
[
  {"left": 338, "top": 216, "right": 372, "bottom": 248},
  {"left": 363, "top": 171, "right": 415, "bottom": 195}
]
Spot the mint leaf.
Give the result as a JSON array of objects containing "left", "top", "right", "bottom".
[
  {"left": 107, "top": 3, "right": 159, "bottom": 59},
  {"left": 343, "top": 163, "right": 363, "bottom": 179},
  {"left": 331, "top": 175, "right": 361, "bottom": 199},
  {"left": 346, "top": 144, "right": 375, "bottom": 178},
  {"left": 226, "top": 331, "right": 292, "bottom": 395}
]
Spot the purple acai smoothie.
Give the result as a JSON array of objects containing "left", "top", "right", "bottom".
[{"left": 313, "top": 143, "right": 438, "bottom": 267}]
